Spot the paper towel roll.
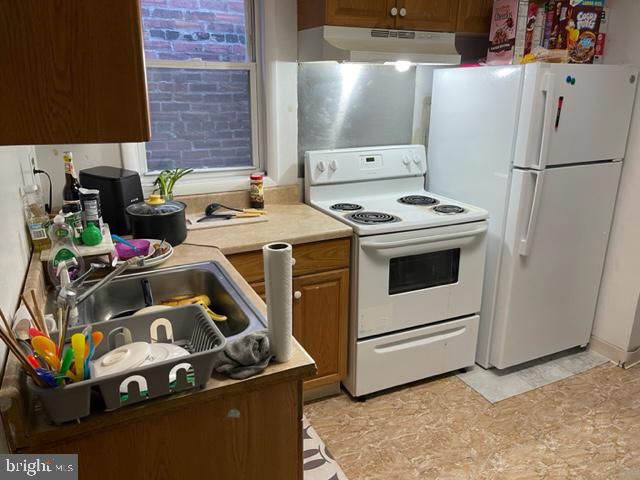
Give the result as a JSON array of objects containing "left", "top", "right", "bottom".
[{"left": 263, "top": 242, "right": 293, "bottom": 362}]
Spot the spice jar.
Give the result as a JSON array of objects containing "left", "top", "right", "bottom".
[{"left": 249, "top": 172, "right": 264, "bottom": 209}]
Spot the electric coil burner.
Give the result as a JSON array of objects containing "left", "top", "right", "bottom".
[
  {"left": 398, "top": 195, "right": 439, "bottom": 206},
  {"left": 434, "top": 205, "right": 466, "bottom": 214},
  {"left": 347, "top": 211, "right": 400, "bottom": 224},
  {"left": 331, "top": 203, "right": 363, "bottom": 211}
]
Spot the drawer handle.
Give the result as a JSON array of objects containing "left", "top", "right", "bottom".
[
  {"left": 399, "top": 7, "right": 407, "bottom": 17},
  {"left": 373, "top": 327, "right": 466, "bottom": 354},
  {"left": 294, "top": 291, "right": 302, "bottom": 300},
  {"left": 390, "top": 6, "right": 398, "bottom": 16}
]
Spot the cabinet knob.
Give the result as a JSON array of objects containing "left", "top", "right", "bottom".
[
  {"left": 399, "top": 7, "right": 407, "bottom": 17},
  {"left": 390, "top": 7, "right": 398, "bottom": 16},
  {"left": 294, "top": 291, "right": 302, "bottom": 300}
]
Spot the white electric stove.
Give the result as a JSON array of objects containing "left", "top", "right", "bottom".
[{"left": 305, "top": 145, "right": 489, "bottom": 398}]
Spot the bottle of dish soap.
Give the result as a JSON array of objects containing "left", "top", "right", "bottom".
[{"left": 47, "top": 215, "right": 84, "bottom": 285}]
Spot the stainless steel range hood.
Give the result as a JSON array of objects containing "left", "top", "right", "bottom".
[{"left": 298, "top": 25, "right": 461, "bottom": 65}]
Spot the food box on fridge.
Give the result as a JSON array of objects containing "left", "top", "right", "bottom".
[
  {"left": 543, "top": 0, "right": 603, "bottom": 63},
  {"left": 487, "top": 0, "right": 518, "bottom": 65}
]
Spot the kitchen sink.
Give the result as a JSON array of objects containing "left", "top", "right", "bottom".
[{"left": 45, "top": 261, "right": 266, "bottom": 341}]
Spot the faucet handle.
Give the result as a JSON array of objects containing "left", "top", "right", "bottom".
[{"left": 56, "top": 258, "right": 78, "bottom": 279}]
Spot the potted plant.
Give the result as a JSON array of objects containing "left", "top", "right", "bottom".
[{"left": 153, "top": 168, "right": 193, "bottom": 200}]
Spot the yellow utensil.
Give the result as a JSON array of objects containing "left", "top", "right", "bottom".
[
  {"left": 71, "top": 334, "right": 85, "bottom": 381},
  {"left": 161, "top": 294, "right": 227, "bottom": 321},
  {"left": 31, "top": 335, "right": 61, "bottom": 371}
]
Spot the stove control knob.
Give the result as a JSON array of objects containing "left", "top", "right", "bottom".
[
  {"left": 402, "top": 155, "right": 411, "bottom": 166},
  {"left": 412, "top": 155, "right": 421, "bottom": 165},
  {"left": 316, "top": 161, "right": 326, "bottom": 172},
  {"left": 329, "top": 160, "right": 338, "bottom": 171}
]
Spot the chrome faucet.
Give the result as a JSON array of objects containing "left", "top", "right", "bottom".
[{"left": 56, "top": 256, "right": 145, "bottom": 325}]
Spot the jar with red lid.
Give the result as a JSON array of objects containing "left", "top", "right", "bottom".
[{"left": 249, "top": 172, "right": 264, "bottom": 209}]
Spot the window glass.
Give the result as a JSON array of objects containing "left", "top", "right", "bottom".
[
  {"left": 146, "top": 67, "right": 252, "bottom": 171},
  {"left": 141, "top": 1, "right": 249, "bottom": 61}
]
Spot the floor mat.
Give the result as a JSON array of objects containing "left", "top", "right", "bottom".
[
  {"left": 457, "top": 347, "right": 608, "bottom": 403},
  {"left": 303, "top": 416, "right": 348, "bottom": 480}
]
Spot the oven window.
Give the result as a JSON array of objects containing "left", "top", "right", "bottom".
[{"left": 389, "top": 249, "right": 460, "bottom": 295}]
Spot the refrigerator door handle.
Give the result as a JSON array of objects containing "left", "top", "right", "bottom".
[
  {"left": 532, "top": 73, "right": 556, "bottom": 171},
  {"left": 519, "top": 170, "right": 545, "bottom": 257}
]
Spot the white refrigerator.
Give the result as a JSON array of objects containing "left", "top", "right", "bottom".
[{"left": 427, "top": 63, "right": 639, "bottom": 369}]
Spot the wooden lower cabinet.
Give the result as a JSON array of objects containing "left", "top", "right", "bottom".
[
  {"left": 229, "top": 238, "right": 351, "bottom": 390},
  {"left": 250, "top": 270, "right": 349, "bottom": 389},
  {"left": 22, "top": 381, "right": 304, "bottom": 480},
  {"left": 293, "top": 269, "right": 349, "bottom": 389}
]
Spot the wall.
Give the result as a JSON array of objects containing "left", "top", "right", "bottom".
[
  {"left": 34, "top": 144, "right": 121, "bottom": 211},
  {"left": 592, "top": 0, "right": 640, "bottom": 354},
  {"left": 0, "top": 145, "right": 35, "bottom": 452}
]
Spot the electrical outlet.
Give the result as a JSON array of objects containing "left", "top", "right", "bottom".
[{"left": 18, "top": 147, "right": 38, "bottom": 187}]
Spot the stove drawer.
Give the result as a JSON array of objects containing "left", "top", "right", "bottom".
[{"left": 348, "top": 315, "right": 478, "bottom": 397}]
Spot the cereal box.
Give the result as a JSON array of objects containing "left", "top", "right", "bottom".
[
  {"left": 487, "top": 0, "right": 519, "bottom": 65},
  {"left": 567, "top": 4, "right": 603, "bottom": 63}
]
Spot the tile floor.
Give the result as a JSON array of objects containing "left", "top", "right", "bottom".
[
  {"left": 457, "top": 348, "right": 608, "bottom": 403},
  {"left": 304, "top": 362, "right": 640, "bottom": 479}
]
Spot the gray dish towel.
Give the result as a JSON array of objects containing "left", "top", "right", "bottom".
[{"left": 213, "top": 330, "right": 272, "bottom": 379}]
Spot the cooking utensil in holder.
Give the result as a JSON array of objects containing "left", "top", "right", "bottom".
[{"left": 26, "top": 304, "right": 226, "bottom": 424}]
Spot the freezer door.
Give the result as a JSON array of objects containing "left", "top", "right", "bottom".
[
  {"left": 490, "top": 162, "right": 621, "bottom": 369},
  {"left": 515, "top": 64, "right": 639, "bottom": 169}
]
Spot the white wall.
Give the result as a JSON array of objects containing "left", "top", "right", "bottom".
[
  {"left": 0, "top": 145, "right": 35, "bottom": 452},
  {"left": 34, "top": 144, "right": 122, "bottom": 211},
  {"left": 592, "top": 0, "right": 640, "bottom": 353}
]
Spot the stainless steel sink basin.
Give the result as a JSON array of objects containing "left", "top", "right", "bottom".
[{"left": 46, "top": 261, "right": 266, "bottom": 341}]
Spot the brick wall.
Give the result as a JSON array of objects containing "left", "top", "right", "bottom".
[
  {"left": 141, "top": 0, "right": 247, "bottom": 61},
  {"left": 146, "top": 68, "right": 252, "bottom": 170},
  {"left": 141, "top": 1, "right": 252, "bottom": 171}
]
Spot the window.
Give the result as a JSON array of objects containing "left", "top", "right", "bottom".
[{"left": 136, "top": 0, "right": 262, "bottom": 178}]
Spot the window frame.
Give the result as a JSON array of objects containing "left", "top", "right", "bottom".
[{"left": 124, "top": 0, "right": 267, "bottom": 195}]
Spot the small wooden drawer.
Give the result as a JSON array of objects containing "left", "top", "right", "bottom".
[{"left": 227, "top": 237, "right": 351, "bottom": 284}]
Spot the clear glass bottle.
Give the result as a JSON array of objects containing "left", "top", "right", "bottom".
[{"left": 21, "top": 184, "right": 51, "bottom": 252}]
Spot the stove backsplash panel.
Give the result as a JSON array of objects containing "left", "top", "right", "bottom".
[{"left": 298, "top": 63, "right": 418, "bottom": 177}]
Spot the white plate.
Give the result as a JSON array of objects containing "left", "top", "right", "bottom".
[{"left": 116, "top": 239, "right": 174, "bottom": 270}]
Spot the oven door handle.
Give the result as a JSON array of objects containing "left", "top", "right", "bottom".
[{"left": 361, "top": 224, "right": 488, "bottom": 250}]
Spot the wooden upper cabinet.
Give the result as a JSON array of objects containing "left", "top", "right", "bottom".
[
  {"left": 456, "top": 0, "right": 493, "bottom": 33},
  {"left": 396, "top": 0, "right": 459, "bottom": 31},
  {"left": 326, "top": 0, "right": 397, "bottom": 28},
  {"left": 0, "top": 0, "right": 150, "bottom": 145},
  {"left": 298, "top": 0, "right": 491, "bottom": 33},
  {"left": 299, "top": 0, "right": 397, "bottom": 30}
]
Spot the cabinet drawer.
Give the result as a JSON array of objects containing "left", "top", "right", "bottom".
[
  {"left": 227, "top": 238, "right": 351, "bottom": 284},
  {"left": 349, "top": 315, "right": 479, "bottom": 396}
]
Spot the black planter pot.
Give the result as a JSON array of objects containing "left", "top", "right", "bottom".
[{"left": 126, "top": 195, "right": 187, "bottom": 246}]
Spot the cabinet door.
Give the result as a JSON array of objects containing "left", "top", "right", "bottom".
[
  {"left": 0, "top": 0, "right": 150, "bottom": 145},
  {"left": 325, "top": 0, "right": 398, "bottom": 29},
  {"left": 293, "top": 269, "right": 349, "bottom": 389},
  {"left": 396, "top": 0, "right": 459, "bottom": 31},
  {"left": 456, "top": 0, "right": 493, "bottom": 33}
]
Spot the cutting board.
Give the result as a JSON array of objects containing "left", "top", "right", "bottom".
[{"left": 186, "top": 213, "right": 268, "bottom": 230}]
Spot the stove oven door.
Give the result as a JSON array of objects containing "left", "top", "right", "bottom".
[{"left": 355, "top": 221, "right": 488, "bottom": 338}]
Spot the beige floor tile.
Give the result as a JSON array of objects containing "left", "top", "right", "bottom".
[{"left": 304, "top": 363, "right": 640, "bottom": 480}]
